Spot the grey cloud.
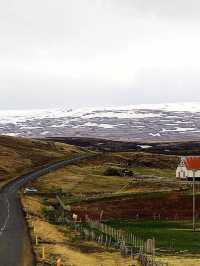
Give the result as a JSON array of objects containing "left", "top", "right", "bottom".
[
  {"left": 0, "top": 0, "right": 199, "bottom": 109},
  {"left": 115, "top": 0, "right": 200, "bottom": 20}
]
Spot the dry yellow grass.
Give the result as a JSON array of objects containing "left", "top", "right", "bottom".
[
  {"left": 31, "top": 159, "right": 178, "bottom": 196},
  {"left": 21, "top": 196, "right": 44, "bottom": 217},
  {"left": 22, "top": 196, "right": 139, "bottom": 266},
  {"left": 158, "top": 255, "right": 200, "bottom": 266},
  {"left": 31, "top": 164, "right": 132, "bottom": 194},
  {"left": 0, "top": 135, "right": 82, "bottom": 185},
  {"left": 33, "top": 219, "right": 66, "bottom": 243},
  {"left": 45, "top": 244, "right": 138, "bottom": 266}
]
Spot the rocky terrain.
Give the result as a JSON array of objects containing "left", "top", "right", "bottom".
[{"left": 1, "top": 102, "right": 200, "bottom": 141}]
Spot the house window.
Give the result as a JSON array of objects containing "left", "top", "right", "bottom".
[{"left": 183, "top": 172, "right": 185, "bottom": 178}]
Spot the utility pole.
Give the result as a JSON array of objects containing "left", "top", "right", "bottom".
[{"left": 193, "top": 170, "right": 196, "bottom": 232}]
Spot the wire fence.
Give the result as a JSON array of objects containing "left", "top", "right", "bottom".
[{"left": 57, "top": 196, "right": 169, "bottom": 266}]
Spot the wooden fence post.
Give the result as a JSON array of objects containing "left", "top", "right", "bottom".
[
  {"left": 35, "top": 235, "right": 38, "bottom": 246},
  {"left": 56, "top": 258, "right": 61, "bottom": 266},
  {"left": 42, "top": 247, "right": 45, "bottom": 260}
]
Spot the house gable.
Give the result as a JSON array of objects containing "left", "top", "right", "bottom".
[{"left": 176, "top": 156, "right": 200, "bottom": 180}]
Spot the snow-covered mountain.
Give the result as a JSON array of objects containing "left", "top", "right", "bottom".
[{"left": 1, "top": 102, "right": 200, "bottom": 141}]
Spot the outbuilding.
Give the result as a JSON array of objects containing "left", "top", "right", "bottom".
[{"left": 176, "top": 156, "right": 200, "bottom": 181}]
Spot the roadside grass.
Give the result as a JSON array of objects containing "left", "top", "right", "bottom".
[
  {"left": 22, "top": 195, "right": 139, "bottom": 266},
  {"left": 32, "top": 157, "right": 178, "bottom": 196},
  {"left": 105, "top": 220, "right": 200, "bottom": 253},
  {"left": 32, "top": 164, "right": 132, "bottom": 194}
]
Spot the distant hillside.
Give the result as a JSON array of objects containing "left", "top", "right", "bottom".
[
  {"left": 76, "top": 151, "right": 179, "bottom": 171},
  {"left": 1, "top": 103, "right": 200, "bottom": 141},
  {"left": 0, "top": 135, "right": 82, "bottom": 184},
  {"left": 47, "top": 137, "right": 200, "bottom": 156}
]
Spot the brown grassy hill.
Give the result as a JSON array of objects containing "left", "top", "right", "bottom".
[
  {"left": 30, "top": 151, "right": 178, "bottom": 196},
  {"left": 78, "top": 152, "right": 179, "bottom": 170},
  {"left": 0, "top": 135, "right": 83, "bottom": 184},
  {"left": 112, "top": 152, "right": 179, "bottom": 169}
]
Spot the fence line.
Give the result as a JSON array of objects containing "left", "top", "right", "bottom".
[{"left": 56, "top": 196, "right": 169, "bottom": 266}]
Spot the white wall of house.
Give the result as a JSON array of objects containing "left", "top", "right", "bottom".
[
  {"left": 187, "top": 169, "right": 200, "bottom": 178},
  {"left": 176, "top": 166, "right": 187, "bottom": 179},
  {"left": 176, "top": 167, "right": 200, "bottom": 179}
]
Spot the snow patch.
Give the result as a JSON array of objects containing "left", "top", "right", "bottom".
[
  {"left": 149, "top": 133, "right": 161, "bottom": 137},
  {"left": 3, "top": 132, "right": 19, "bottom": 137},
  {"left": 41, "top": 131, "right": 49, "bottom": 135},
  {"left": 138, "top": 145, "right": 152, "bottom": 149}
]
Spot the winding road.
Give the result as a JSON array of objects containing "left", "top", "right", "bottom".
[{"left": 0, "top": 154, "right": 95, "bottom": 266}]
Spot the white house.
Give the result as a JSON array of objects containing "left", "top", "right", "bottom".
[{"left": 176, "top": 156, "right": 200, "bottom": 181}]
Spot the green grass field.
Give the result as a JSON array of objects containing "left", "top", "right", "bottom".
[
  {"left": 106, "top": 220, "right": 200, "bottom": 253},
  {"left": 132, "top": 167, "right": 175, "bottom": 178}
]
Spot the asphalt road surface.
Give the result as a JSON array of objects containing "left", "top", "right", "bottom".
[{"left": 0, "top": 154, "right": 95, "bottom": 266}]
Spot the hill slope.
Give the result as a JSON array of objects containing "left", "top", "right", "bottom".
[{"left": 0, "top": 135, "right": 82, "bottom": 184}]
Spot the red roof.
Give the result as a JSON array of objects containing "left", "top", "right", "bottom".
[{"left": 184, "top": 156, "right": 200, "bottom": 170}]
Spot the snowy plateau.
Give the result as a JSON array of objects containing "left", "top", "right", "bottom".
[{"left": 1, "top": 102, "right": 200, "bottom": 141}]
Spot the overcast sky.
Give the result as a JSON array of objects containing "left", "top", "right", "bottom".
[{"left": 1, "top": 0, "right": 200, "bottom": 109}]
